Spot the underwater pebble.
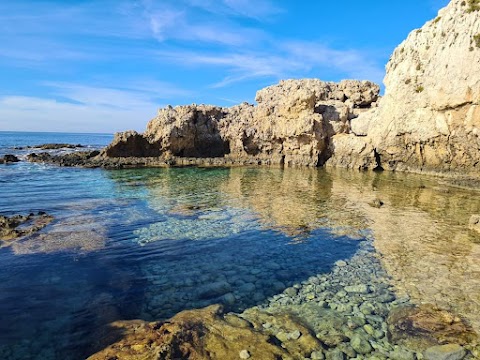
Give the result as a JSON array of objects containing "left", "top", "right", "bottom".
[
  {"left": 350, "top": 333, "right": 373, "bottom": 355},
  {"left": 310, "top": 350, "right": 325, "bottom": 360},
  {"left": 288, "top": 329, "right": 301, "bottom": 340},
  {"left": 239, "top": 349, "right": 251, "bottom": 359},
  {"left": 424, "top": 344, "right": 466, "bottom": 360}
]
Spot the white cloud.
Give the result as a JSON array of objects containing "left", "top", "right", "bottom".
[
  {"left": 0, "top": 81, "right": 190, "bottom": 133},
  {"left": 156, "top": 41, "right": 385, "bottom": 88},
  {"left": 185, "top": 0, "right": 282, "bottom": 20},
  {"left": 0, "top": 96, "right": 154, "bottom": 133},
  {"left": 44, "top": 82, "right": 189, "bottom": 109},
  {"left": 222, "top": 0, "right": 282, "bottom": 19},
  {"left": 283, "top": 41, "right": 385, "bottom": 83},
  {"left": 142, "top": 3, "right": 263, "bottom": 46}
]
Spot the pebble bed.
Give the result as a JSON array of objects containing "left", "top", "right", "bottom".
[{"left": 240, "top": 238, "right": 476, "bottom": 360}]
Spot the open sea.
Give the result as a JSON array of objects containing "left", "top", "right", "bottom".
[{"left": 1, "top": 131, "right": 480, "bottom": 359}]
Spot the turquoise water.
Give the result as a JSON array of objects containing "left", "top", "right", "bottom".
[
  {"left": 2, "top": 132, "right": 480, "bottom": 359},
  {"left": 0, "top": 133, "right": 363, "bottom": 359}
]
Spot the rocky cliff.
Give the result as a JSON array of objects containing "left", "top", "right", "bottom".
[
  {"left": 31, "top": 0, "right": 480, "bottom": 174},
  {"left": 330, "top": 0, "right": 480, "bottom": 173},
  {"left": 103, "top": 80, "right": 379, "bottom": 167}
]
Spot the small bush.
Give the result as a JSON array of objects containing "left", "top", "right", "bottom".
[
  {"left": 426, "top": 45, "right": 430, "bottom": 50},
  {"left": 467, "top": 0, "right": 480, "bottom": 12},
  {"left": 405, "top": 79, "right": 412, "bottom": 85},
  {"left": 416, "top": 86, "right": 425, "bottom": 93},
  {"left": 416, "top": 64, "right": 422, "bottom": 71},
  {"left": 433, "top": 16, "right": 442, "bottom": 23},
  {"left": 474, "top": 33, "right": 480, "bottom": 48}
]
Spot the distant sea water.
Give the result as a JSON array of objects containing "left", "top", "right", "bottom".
[
  {"left": 0, "top": 131, "right": 113, "bottom": 157},
  {"left": 1, "top": 132, "right": 480, "bottom": 359}
]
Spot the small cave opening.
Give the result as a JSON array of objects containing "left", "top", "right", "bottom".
[{"left": 373, "top": 149, "right": 384, "bottom": 171}]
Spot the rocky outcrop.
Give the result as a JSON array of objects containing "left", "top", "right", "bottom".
[
  {"left": 100, "top": 79, "right": 379, "bottom": 167},
  {"left": 14, "top": 143, "right": 84, "bottom": 150},
  {"left": 88, "top": 304, "right": 323, "bottom": 360},
  {"left": 0, "top": 154, "right": 20, "bottom": 164},
  {"left": 334, "top": 0, "right": 480, "bottom": 173},
  {"left": 103, "top": 131, "right": 161, "bottom": 158},
  {"left": 145, "top": 105, "right": 230, "bottom": 158}
]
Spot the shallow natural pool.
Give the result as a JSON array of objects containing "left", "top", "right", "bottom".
[{"left": 1, "top": 163, "right": 480, "bottom": 359}]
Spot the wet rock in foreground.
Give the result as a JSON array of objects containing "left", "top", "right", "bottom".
[{"left": 87, "top": 304, "right": 322, "bottom": 360}]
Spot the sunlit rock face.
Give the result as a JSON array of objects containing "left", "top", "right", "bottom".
[
  {"left": 346, "top": 0, "right": 480, "bottom": 173},
  {"left": 104, "top": 80, "right": 380, "bottom": 167}
]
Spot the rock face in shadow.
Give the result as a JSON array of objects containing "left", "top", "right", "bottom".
[
  {"left": 103, "top": 131, "right": 161, "bottom": 158},
  {"left": 99, "top": 80, "right": 379, "bottom": 167},
  {"left": 146, "top": 105, "right": 230, "bottom": 158},
  {"left": 0, "top": 154, "right": 20, "bottom": 164},
  {"left": 331, "top": 0, "right": 480, "bottom": 173}
]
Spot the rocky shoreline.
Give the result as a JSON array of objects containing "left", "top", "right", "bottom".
[{"left": 89, "top": 239, "right": 479, "bottom": 360}]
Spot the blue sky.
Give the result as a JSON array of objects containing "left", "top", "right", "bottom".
[{"left": 0, "top": 0, "right": 449, "bottom": 133}]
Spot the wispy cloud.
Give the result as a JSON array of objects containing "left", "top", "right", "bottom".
[
  {"left": 282, "top": 41, "right": 385, "bottom": 83},
  {"left": 141, "top": 2, "right": 264, "bottom": 46},
  {"left": 222, "top": 0, "right": 283, "bottom": 19},
  {"left": 0, "top": 96, "right": 154, "bottom": 133},
  {"left": 156, "top": 41, "right": 385, "bottom": 88},
  {"left": 0, "top": 0, "right": 387, "bottom": 132},
  {"left": 44, "top": 81, "right": 190, "bottom": 109},
  {"left": 0, "top": 80, "right": 191, "bottom": 132},
  {"left": 185, "top": 0, "right": 282, "bottom": 20}
]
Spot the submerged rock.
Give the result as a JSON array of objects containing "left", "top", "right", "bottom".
[
  {"left": 469, "top": 214, "right": 480, "bottom": 233},
  {"left": 423, "top": 344, "right": 466, "bottom": 360},
  {"left": 387, "top": 304, "right": 477, "bottom": 349},
  {"left": 0, "top": 212, "right": 53, "bottom": 243}
]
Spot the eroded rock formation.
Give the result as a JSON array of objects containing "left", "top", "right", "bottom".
[
  {"left": 332, "top": 0, "right": 480, "bottom": 173},
  {"left": 100, "top": 80, "right": 379, "bottom": 167}
]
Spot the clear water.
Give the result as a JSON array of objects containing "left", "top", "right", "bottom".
[{"left": 1, "top": 132, "right": 480, "bottom": 359}]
